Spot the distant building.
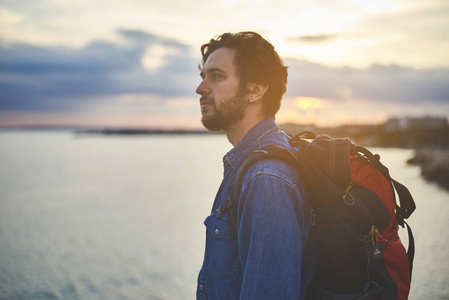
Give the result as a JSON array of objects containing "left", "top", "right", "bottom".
[{"left": 385, "top": 116, "right": 448, "bottom": 131}]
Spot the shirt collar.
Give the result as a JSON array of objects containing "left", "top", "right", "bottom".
[{"left": 223, "top": 117, "right": 279, "bottom": 169}]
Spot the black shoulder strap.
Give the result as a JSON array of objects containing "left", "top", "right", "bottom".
[
  {"left": 355, "top": 146, "right": 416, "bottom": 223},
  {"left": 227, "top": 146, "right": 299, "bottom": 235}
]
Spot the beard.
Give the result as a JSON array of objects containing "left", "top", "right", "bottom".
[{"left": 201, "top": 92, "right": 248, "bottom": 132}]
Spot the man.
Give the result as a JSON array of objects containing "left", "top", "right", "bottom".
[{"left": 196, "top": 32, "right": 315, "bottom": 300}]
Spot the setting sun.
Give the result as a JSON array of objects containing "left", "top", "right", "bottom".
[{"left": 296, "top": 97, "right": 325, "bottom": 110}]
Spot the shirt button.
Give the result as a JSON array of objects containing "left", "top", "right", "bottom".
[
  {"left": 215, "top": 229, "right": 219, "bottom": 235},
  {"left": 199, "top": 284, "right": 204, "bottom": 290}
]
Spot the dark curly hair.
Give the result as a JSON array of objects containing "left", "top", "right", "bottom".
[{"left": 200, "top": 32, "right": 288, "bottom": 117}]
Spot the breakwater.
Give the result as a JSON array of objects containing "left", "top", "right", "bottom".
[{"left": 407, "top": 149, "right": 449, "bottom": 190}]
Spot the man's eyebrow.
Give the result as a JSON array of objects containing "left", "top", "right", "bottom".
[
  {"left": 200, "top": 67, "right": 226, "bottom": 76},
  {"left": 207, "top": 67, "right": 225, "bottom": 73}
]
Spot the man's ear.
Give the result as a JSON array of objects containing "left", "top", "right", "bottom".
[{"left": 246, "top": 82, "right": 269, "bottom": 102}]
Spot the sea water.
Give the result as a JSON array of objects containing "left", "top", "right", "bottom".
[{"left": 0, "top": 131, "right": 448, "bottom": 299}]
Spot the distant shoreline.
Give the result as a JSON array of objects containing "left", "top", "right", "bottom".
[
  {"left": 2, "top": 123, "right": 448, "bottom": 149},
  {"left": 74, "top": 128, "right": 220, "bottom": 135},
  {"left": 407, "top": 149, "right": 449, "bottom": 191},
  {"left": 2, "top": 126, "right": 448, "bottom": 190}
]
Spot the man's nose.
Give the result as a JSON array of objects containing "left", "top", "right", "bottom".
[{"left": 196, "top": 80, "right": 209, "bottom": 96}]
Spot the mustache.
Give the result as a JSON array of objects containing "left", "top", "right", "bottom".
[{"left": 200, "top": 96, "right": 215, "bottom": 104}]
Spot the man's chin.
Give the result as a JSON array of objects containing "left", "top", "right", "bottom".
[{"left": 201, "top": 115, "right": 226, "bottom": 132}]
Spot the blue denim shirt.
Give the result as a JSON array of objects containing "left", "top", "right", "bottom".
[{"left": 197, "top": 117, "right": 316, "bottom": 300}]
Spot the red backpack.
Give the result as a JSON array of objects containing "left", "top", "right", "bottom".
[{"left": 226, "top": 132, "right": 416, "bottom": 299}]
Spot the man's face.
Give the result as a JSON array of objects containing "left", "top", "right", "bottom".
[{"left": 196, "top": 47, "right": 248, "bottom": 132}]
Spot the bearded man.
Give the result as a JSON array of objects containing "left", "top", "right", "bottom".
[{"left": 196, "top": 32, "right": 316, "bottom": 300}]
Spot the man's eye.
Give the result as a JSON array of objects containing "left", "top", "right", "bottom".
[{"left": 214, "top": 74, "right": 222, "bottom": 80}]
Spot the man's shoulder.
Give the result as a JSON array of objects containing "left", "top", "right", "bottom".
[
  {"left": 243, "top": 157, "right": 301, "bottom": 188},
  {"left": 241, "top": 135, "right": 301, "bottom": 188},
  {"left": 257, "top": 129, "right": 292, "bottom": 149}
]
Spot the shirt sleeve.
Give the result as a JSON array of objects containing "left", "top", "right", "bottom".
[{"left": 237, "top": 169, "right": 308, "bottom": 299}]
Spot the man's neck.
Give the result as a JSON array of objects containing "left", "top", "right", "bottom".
[{"left": 225, "top": 113, "right": 268, "bottom": 147}]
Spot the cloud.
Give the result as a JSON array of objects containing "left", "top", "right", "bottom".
[
  {"left": 1, "top": 28, "right": 448, "bottom": 128},
  {"left": 117, "top": 29, "right": 190, "bottom": 51},
  {"left": 285, "top": 59, "right": 449, "bottom": 103},
  {"left": 288, "top": 34, "right": 341, "bottom": 44},
  {"left": 2, "top": 0, "right": 448, "bottom": 69},
  {"left": 0, "top": 29, "right": 200, "bottom": 112}
]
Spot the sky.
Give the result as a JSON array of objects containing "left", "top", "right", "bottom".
[{"left": 1, "top": 0, "right": 449, "bottom": 129}]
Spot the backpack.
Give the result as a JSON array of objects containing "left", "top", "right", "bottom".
[{"left": 224, "top": 131, "right": 416, "bottom": 300}]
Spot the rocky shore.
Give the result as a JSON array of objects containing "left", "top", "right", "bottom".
[{"left": 407, "top": 149, "right": 449, "bottom": 190}]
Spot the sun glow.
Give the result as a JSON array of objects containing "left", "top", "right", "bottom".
[
  {"left": 277, "top": 97, "right": 331, "bottom": 126},
  {"left": 295, "top": 97, "right": 324, "bottom": 110}
]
